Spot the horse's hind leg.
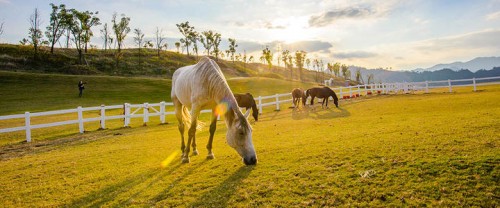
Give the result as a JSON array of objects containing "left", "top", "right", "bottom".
[
  {"left": 173, "top": 100, "right": 186, "bottom": 158},
  {"left": 206, "top": 110, "right": 217, "bottom": 160}
]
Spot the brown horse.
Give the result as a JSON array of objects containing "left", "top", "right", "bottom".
[
  {"left": 234, "top": 93, "right": 259, "bottom": 121},
  {"left": 305, "top": 87, "right": 339, "bottom": 108},
  {"left": 291, "top": 88, "right": 307, "bottom": 108}
]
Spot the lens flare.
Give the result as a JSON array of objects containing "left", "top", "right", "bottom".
[
  {"left": 214, "top": 101, "right": 229, "bottom": 116},
  {"left": 160, "top": 150, "right": 180, "bottom": 168}
]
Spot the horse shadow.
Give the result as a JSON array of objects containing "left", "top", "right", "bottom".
[
  {"left": 189, "top": 166, "right": 254, "bottom": 207},
  {"left": 292, "top": 106, "right": 350, "bottom": 120}
]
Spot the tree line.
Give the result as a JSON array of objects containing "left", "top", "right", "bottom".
[{"left": 5, "top": 3, "right": 377, "bottom": 83}]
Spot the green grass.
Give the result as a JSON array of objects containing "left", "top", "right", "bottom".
[
  {"left": 0, "top": 85, "right": 498, "bottom": 207},
  {"left": 0, "top": 71, "right": 318, "bottom": 115}
]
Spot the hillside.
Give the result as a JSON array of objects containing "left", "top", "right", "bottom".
[
  {"left": 413, "top": 57, "right": 500, "bottom": 72},
  {"left": 0, "top": 44, "right": 347, "bottom": 86}
]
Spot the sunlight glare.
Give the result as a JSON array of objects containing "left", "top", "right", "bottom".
[{"left": 161, "top": 150, "right": 180, "bottom": 168}]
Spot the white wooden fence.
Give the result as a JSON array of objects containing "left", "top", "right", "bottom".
[{"left": 1, "top": 76, "right": 499, "bottom": 142}]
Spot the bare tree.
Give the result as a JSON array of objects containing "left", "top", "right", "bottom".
[
  {"left": 100, "top": 23, "right": 112, "bottom": 51},
  {"left": 112, "top": 13, "right": 130, "bottom": 53},
  {"left": 28, "top": 8, "right": 43, "bottom": 60},
  {"left": 133, "top": 28, "right": 144, "bottom": 68},
  {"left": 262, "top": 46, "right": 273, "bottom": 71},
  {"left": 200, "top": 30, "right": 217, "bottom": 56},
  {"left": 154, "top": 27, "right": 165, "bottom": 57}
]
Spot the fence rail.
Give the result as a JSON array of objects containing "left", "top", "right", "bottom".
[{"left": 1, "top": 76, "right": 499, "bottom": 142}]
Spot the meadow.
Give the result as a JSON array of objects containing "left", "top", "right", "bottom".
[{"left": 0, "top": 75, "right": 498, "bottom": 207}]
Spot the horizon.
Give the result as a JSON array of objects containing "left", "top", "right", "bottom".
[{"left": 0, "top": 0, "right": 499, "bottom": 70}]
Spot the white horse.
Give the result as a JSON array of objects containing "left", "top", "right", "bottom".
[{"left": 171, "top": 57, "right": 257, "bottom": 165}]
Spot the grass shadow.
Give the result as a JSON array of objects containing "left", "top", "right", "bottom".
[
  {"left": 67, "top": 162, "right": 183, "bottom": 207},
  {"left": 189, "top": 166, "right": 254, "bottom": 207}
]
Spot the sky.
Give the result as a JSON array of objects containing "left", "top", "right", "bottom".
[{"left": 0, "top": 0, "right": 499, "bottom": 70}]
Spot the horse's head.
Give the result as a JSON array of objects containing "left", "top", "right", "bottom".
[
  {"left": 332, "top": 92, "right": 339, "bottom": 108},
  {"left": 225, "top": 107, "right": 257, "bottom": 165}
]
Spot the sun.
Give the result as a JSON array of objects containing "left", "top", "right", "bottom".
[{"left": 269, "top": 17, "right": 314, "bottom": 43}]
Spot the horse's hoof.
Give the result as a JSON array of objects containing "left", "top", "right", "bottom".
[
  {"left": 181, "top": 157, "right": 190, "bottom": 163},
  {"left": 192, "top": 149, "right": 199, "bottom": 156},
  {"left": 206, "top": 154, "right": 215, "bottom": 160}
]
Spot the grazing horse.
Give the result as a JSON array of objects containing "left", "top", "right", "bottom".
[
  {"left": 171, "top": 57, "right": 257, "bottom": 165},
  {"left": 305, "top": 87, "right": 339, "bottom": 108},
  {"left": 291, "top": 88, "right": 307, "bottom": 108},
  {"left": 234, "top": 93, "right": 259, "bottom": 121}
]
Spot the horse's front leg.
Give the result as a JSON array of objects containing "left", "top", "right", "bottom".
[
  {"left": 206, "top": 110, "right": 217, "bottom": 160},
  {"left": 182, "top": 106, "right": 201, "bottom": 163}
]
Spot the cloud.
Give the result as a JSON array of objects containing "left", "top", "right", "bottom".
[
  {"left": 308, "top": 7, "right": 374, "bottom": 27},
  {"left": 269, "top": 40, "right": 333, "bottom": 53},
  {"left": 485, "top": 11, "right": 500, "bottom": 20},
  {"left": 333, "top": 50, "right": 378, "bottom": 59},
  {"left": 0, "top": 0, "right": 10, "bottom": 3},
  {"left": 232, "top": 20, "right": 286, "bottom": 30},
  {"left": 414, "top": 29, "right": 500, "bottom": 52}
]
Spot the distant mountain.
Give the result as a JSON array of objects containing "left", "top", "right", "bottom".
[
  {"left": 352, "top": 66, "right": 500, "bottom": 83},
  {"left": 413, "top": 57, "right": 500, "bottom": 72}
]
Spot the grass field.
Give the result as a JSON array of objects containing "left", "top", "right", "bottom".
[{"left": 0, "top": 83, "right": 498, "bottom": 207}]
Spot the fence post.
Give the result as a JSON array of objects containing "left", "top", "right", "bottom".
[
  {"left": 77, "top": 106, "right": 84, "bottom": 133},
  {"left": 275, "top": 94, "right": 280, "bottom": 111},
  {"left": 425, "top": 81, "right": 429, "bottom": 93},
  {"left": 339, "top": 87, "right": 343, "bottom": 98},
  {"left": 160, "top": 101, "right": 166, "bottom": 124},
  {"left": 371, "top": 84, "right": 374, "bottom": 94},
  {"left": 100, "top": 104, "right": 106, "bottom": 129},
  {"left": 448, "top": 79, "right": 452, "bottom": 93},
  {"left": 473, "top": 77, "right": 476, "bottom": 92},
  {"left": 258, "top": 96, "right": 263, "bottom": 114},
  {"left": 25, "top": 112, "right": 31, "bottom": 143},
  {"left": 349, "top": 86, "right": 353, "bottom": 97},
  {"left": 143, "top": 102, "right": 149, "bottom": 126},
  {"left": 124, "top": 103, "right": 130, "bottom": 127},
  {"left": 404, "top": 82, "right": 409, "bottom": 94},
  {"left": 357, "top": 85, "right": 361, "bottom": 96}
]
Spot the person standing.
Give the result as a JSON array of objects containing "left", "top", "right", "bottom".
[{"left": 78, "top": 80, "right": 86, "bottom": 97}]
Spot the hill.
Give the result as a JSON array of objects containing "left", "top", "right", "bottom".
[
  {"left": 0, "top": 44, "right": 348, "bottom": 86},
  {"left": 413, "top": 56, "right": 500, "bottom": 72}
]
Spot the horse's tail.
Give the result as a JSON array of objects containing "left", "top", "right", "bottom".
[{"left": 180, "top": 106, "right": 204, "bottom": 130}]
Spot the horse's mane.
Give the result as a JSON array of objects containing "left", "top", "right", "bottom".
[{"left": 195, "top": 57, "right": 251, "bottom": 130}]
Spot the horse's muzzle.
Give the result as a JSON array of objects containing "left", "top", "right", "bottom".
[{"left": 243, "top": 156, "right": 257, "bottom": 165}]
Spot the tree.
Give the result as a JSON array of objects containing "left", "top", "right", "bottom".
[
  {"left": 341, "top": 64, "right": 349, "bottom": 79},
  {"left": 66, "top": 9, "right": 100, "bottom": 64},
  {"left": 0, "top": 21, "right": 4, "bottom": 39},
  {"left": 112, "top": 13, "right": 130, "bottom": 53},
  {"left": 100, "top": 23, "right": 113, "bottom": 51},
  {"left": 133, "top": 28, "right": 144, "bottom": 68},
  {"left": 333, "top": 62, "right": 341, "bottom": 77},
  {"left": 189, "top": 30, "right": 199, "bottom": 58},
  {"left": 133, "top": 28, "right": 144, "bottom": 51},
  {"left": 281, "top": 49, "right": 290, "bottom": 69},
  {"left": 262, "top": 46, "right": 273, "bottom": 71},
  {"left": 45, "top": 3, "right": 67, "bottom": 54},
  {"left": 154, "top": 27, "right": 165, "bottom": 57},
  {"left": 200, "top": 30, "right": 215, "bottom": 56},
  {"left": 294, "top": 51, "right": 306, "bottom": 81},
  {"left": 212, "top": 32, "right": 222, "bottom": 60},
  {"left": 367, "top": 74, "right": 374, "bottom": 84},
  {"left": 249, "top": 55, "right": 254, "bottom": 63},
  {"left": 175, "top": 42, "right": 180, "bottom": 53},
  {"left": 28, "top": 8, "right": 43, "bottom": 60},
  {"left": 176, "top": 21, "right": 195, "bottom": 56},
  {"left": 228, "top": 38, "right": 238, "bottom": 62},
  {"left": 355, "top": 69, "right": 364, "bottom": 83},
  {"left": 305, "top": 58, "right": 311, "bottom": 71}
]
